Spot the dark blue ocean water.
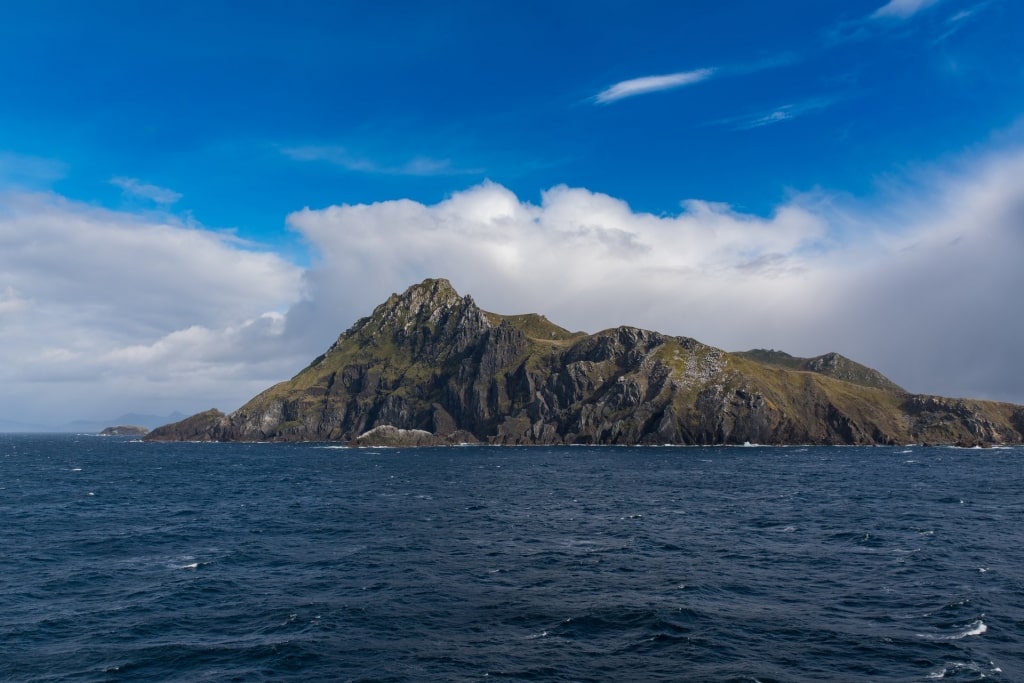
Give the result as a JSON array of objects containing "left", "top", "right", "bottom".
[{"left": 2, "top": 435, "right": 1022, "bottom": 682}]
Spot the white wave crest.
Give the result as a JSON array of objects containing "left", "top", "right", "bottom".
[{"left": 918, "top": 619, "right": 987, "bottom": 641}]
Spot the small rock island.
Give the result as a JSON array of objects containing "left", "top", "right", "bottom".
[{"left": 99, "top": 425, "right": 149, "bottom": 436}]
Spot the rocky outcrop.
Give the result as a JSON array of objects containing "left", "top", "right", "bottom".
[
  {"left": 351, "top": 425, "right": 481, "bottom": 447},
  {"left": 99, "top": 425, "right": 149, "bottom": 436},
  {"left": 147, "top": 409, "right": 229, "bottom": 441},
  {"left": 146, "top": 278, "right": 1024, "bottom": 446}
]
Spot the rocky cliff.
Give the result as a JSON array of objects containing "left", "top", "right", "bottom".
[{"left": 147, "top": 278, "right": 1024, "bottom": 446}]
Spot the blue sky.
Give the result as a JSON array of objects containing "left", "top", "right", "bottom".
[{"left": 1, "top": 0, "right": 1023, "bottom": 428}]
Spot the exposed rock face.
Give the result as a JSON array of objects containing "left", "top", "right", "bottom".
[
  {"left": 147, "top": 278, "right": 1024, "bottom": 446},
  {"left": 351, "top": 425, "right": 480, "bottom": 447}
]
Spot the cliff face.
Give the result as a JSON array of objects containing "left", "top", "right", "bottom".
[{"left": 147, "top": 278, "right": 1024, "bottom": 446}]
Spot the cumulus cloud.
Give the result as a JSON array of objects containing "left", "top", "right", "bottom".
[
  {"left": 285, "top": 181, "right": 833, "bottom": 362},
  {"left": 110, "top": 176, "right": 183, "bottom": 204},
  {"left": 0, "top": 191, "right": 305, "bottom": 425},
  {"left": 594, "top": 69, "right": 715, "bottom": 104},
  {"left": 871, "top": 0, "right": 943, "bottom": 20},
  {"left": 286, "top": 149, "right": 1024, "bottom": 405}
]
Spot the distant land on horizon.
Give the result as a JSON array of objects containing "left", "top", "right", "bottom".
[
  {"left": 0, "top": 412, "right": 187, "bottom": 434},
  {"left": 146, "top": 279, "right": 1024, "bottom": 447}
]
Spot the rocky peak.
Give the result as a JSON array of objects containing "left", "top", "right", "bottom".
[
  {"left": 343, "top": 278, "right": 492, "bottom": 360},
  {"left": 374, "top": 278, "right": 465, "bottom": 329}
]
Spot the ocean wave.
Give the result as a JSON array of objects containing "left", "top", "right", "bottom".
[
  {"left": 918, "top": 619, "right": 987, "bottom": 641},
  {"left": 928, "top": 660, "right": 1003, "bottom": 679}
]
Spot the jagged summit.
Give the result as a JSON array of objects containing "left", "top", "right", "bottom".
[
  {"left": 148, "top": 279, "right": 1024, "bottom": 446},
  {"left": 359, "top": 277, "right": 470, "bottom": 332},
  {"left": 308, "top": 278, "right": 490, "bottom": 376}
]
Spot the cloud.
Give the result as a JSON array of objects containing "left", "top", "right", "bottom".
[
  {"left": 286, "top": 148, "right": 1024, "bottom": 406},
  {"left": 594, "top": 69, "right": 715, "bottom": 104},
  {"left": 0, "top": 151, "right": 68, "bottom": 187},
  {"left": 717, "top": 96, "right": 841, "bottom": 130},
  {"left": 6, "top": 145, "right": 1024, "bottom": 427},
  {"left": 871, "top": 0, "right": 943, "bottom": 20},
  {"left": 282, "top": 145, "right": 480, "bottom": 176},
  {"left": 0, "top": 190, "right": 304, "bottom": 425},
  {"left": 110, "top": 176, "right": 183, "bottom": 204},
  {"left": 934, "top": 1, "right": 994, "bottom": 42},
  {"left": 828, "top": 0, "right": 947, "bottom": 44},
  {"left": 285, "top": 181, "right": 829, "bottom": 354},
  {"left": 592, "top": 55, "right": 797, "bottom": 107},
  {"left": 0, "top": 286, "right": 31, "bottom": 314}
]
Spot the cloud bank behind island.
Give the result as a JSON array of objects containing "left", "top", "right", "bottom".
[{"left": 3, "top": 143, "right": 1022, "bottom": 427}]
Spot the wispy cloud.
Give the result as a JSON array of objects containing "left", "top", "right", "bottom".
[
  {"left": 282, "top": 145, "right": 480, "bottom": 176},
  {"left": 0, "top": 151, "right": 68, "bottom": 187},
  {"left": 110, "top": 177, "right": 182, "bottom": 205},
  {"left": 934, "top": 1, "right": 994, "bottom": 42},
  {"left": 714, "top": 97, "right": 840, "bottom": 131},
  {"left": 828, "top": 0, "right": 947, "bottom": 44},
  {"left": 593, "top": 69, "right": 715, "bottom": 105},
  {"left": 871, "top": 0, "right": 943, "bottom": 20}
]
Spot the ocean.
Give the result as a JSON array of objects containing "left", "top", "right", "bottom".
[{"left": 2, "top": 434, "right": 1022, "bottom": 682}]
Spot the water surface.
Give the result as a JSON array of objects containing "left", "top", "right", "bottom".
[{"left": 2, "top": 435, "right": 1021, "bottom": 681}]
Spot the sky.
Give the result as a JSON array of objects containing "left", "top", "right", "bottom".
[{"left": 1, "top": 0, "right": 1023, "bottom": 428}]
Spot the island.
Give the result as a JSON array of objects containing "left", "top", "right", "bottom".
[
  {"left": 147, "top": 278, "right": 1024, "bottom": 446},
  {"left": 100, "top": 425, "right": 149, "bottom": 436}
]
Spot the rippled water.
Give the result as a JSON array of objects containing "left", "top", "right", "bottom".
[{"left": 2, "top": 434, "right": 1022, "bottom": 681}]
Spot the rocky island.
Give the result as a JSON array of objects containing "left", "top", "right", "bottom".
[
  {"left": 147, "top": 278, "right": 1024, "bottom": 446},
  {"left": 100, "top": 425, "right": 149, "bottom": 436}
]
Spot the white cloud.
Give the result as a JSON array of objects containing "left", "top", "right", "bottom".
[
  {"left": 0, "top": 191, "right": 305, "bottom": 425},
  {"left": 5, "top": 145, "right": 1024, "bottom": 428},
  {"left": 286, "top": 181, "right": 830, "bottom": 352},
  {"left": 594, "top": 69, "right": 715, "bottom": 104},
  {"left": 110, "top": 176, "right": 183, "bottom": 204},
  {"left": 871, "top": 0, "right": 943, "bottom": 20}
]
